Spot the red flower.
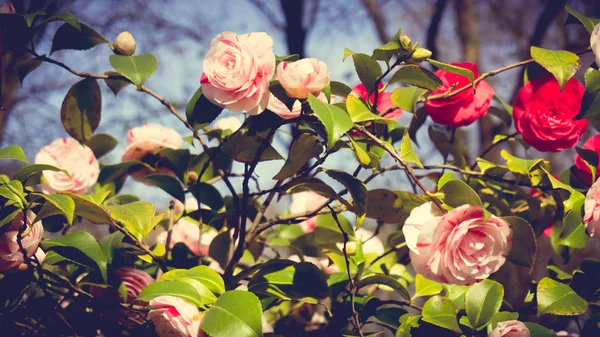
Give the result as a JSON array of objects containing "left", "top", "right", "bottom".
[
  {"left": 574, "top": 134, "right": 600, "bottom": 183},
  {"left": 513, "top": 77, "right": 587, "bottom": 152},
  {"left": 352, "top": 83, "right": 403, "bottom": 118},
  {"left": 424, "top": 62, "right": 494, "bottom": 127}
]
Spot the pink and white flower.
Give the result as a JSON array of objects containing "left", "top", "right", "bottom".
[
  {"left": 201, "top": 31, "right": 275, "bottom": 115},
  {"left": 35, "top": 137, "right": 100, "bottom": 194},
  {"left": 156, "top": 219, "right": 217, "bottom": 256},
  {"left": 147, "top": 296, "right": 202, "bottom": 337},
  {"left": 584, "top": 178, "right": 600, "bottom": 236},
  {"left": 267, "top": 92, "right": 327, "bottom": 119},
  {"left": 290, "top": 191, "right": 328, "bottom": 233},
  {"left": 277, "top": 58, "right": 330, "bottom": 99},
  {"left": 0, "top": 210, "right": 44, "bottom": 272},
  {"left": 115, "top": 267, "right": 154, "bottom": 302},
  {"left": 489, "top": 320, "right": 530, "bottom": 337},
  {"left": 121, "top": 123, "right": 183, "bottom": 182},
  {"left": 213, "top": 116, "right": 242, "bottom": 132},
  {"left": 403, "top": 203, "right": 512, "bottom": 285}
]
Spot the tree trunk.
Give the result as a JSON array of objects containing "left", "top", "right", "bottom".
[
  {"left": 280, "top": 0, "right": 306, "bottom": 57},
  {"left": 426, "top": 0, "right": 448, "bottom": 60},
  {"left": 361, "top": 0, "right": 389, "bottom": 44}
]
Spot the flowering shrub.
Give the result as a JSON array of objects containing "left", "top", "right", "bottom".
[{"left": 3, "top": 3, "right": 600, "bottom": 337}]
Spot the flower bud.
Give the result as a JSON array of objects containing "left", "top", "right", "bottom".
[
  {"left": 113, "top": 31, "right": 136, "bottom": 56},
  {"left": 399, "top": 36, "right": 412, "bottom": 51},
  {"left": 187, "top": 171, "right": 198, "bottom": 186},
  {"left": 410, "top": 48, "right": 432, "bottom": 62}
]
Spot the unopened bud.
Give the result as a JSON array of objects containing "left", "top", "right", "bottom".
[
  {"left": 187, "top": 172, "right": 198, "bottom": 186},
  {"left": 399, "top": 36, "right": 412, "bottom": 51},
  {"left": 410, "top": 48, "right": 432, "bottom": 62},
  {"left": 113, "top": 31, "right": 136, "bottom": 56}
]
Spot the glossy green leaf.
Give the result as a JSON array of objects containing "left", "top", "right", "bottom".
[
  {"left": 444, "top": 284, "right": 469, "bottom": 310},
  {"left": 523, "top": 322, "right": 558, "bottom": 337},
  {"left": 530, "top": 46, "right": 581, "bottom": 90},
  {"left": 50, "top": 23, "right": 108, "bottom": 54},
  {"left": 501, "top": 150, "right": 547, "bottom": 176},
  {"left": 200, "top": 290, "right": 263, "bottom": 337},
  {"left": 439, "top": 179, "right": 482, "bottom": 208},
  {"left": 34, "top": 193, "right": 75, "bottom": 225},
  {"left": 273, "top": 134, "right": 322, "bottom": 180},
  {"left": 160, "top": 266, "right": 225, "bottom": 295},
  {"left": 192, "top": 182, "right": 224, "bottom": 210},
  {"left": 106, "top": 201, "right": 155, "bottom": 241},
  {"left": 109, "top": 54, "right": 158, "bottom": 88},
  {"left": 465, "top": 279, "right": 504, "bottom": 329},
  {"left": 559, "top": 191, "right": 588, "bottom": 249},
  {"left": 348, "top": 136, "right": 371, "bottom": 167},
  {"left": 309, "top": 94, "right": 353, "bottom": 148},
  {"left": 565, "top": 6, "right": 600, "bottom": 34},
  {"left": 396, "top": 313, "right": 420, "bottom": 337},
  {"left": 41, "top": 12, "right": 80, "bottom": 30},
  {"left": 104, "top": 71, "right": 130, "bottom": 96},
  {"left": 537, "top": 277, "right": 587, "bottom": 316},
  {"left": 143, "top": 174, "right": 185, "bottom": 203},
  {"left": 13, "top": 164, "right": 65, "bottom": 182},
  {"left": 61, "top": 78, "right": 101, "bottom": 143},
  {"left": 357, "top": 274, "right": 410, "bottom": 300},
  {"left": 422, "top": 296, "right": 460, "bottom": 332},
  {"left": 221, "top": 132, "right": 283, "bottom": 163},
  {"left": 282, "top": 177, "right": 338, "bottom": 199},
  {"left": 186, "top": 87, "right": 224, "bottom": 130},
  {"left": 65, "top": 193, "right": 112, "bottom": 224},
  {"left": 330, "top": 81, "right": 353, "bottom": 97},
  {"left": 390, "top": 87, "right": 427, "bottom": 113},
  {"left": 351, "top": 53, "right": 382, "bottom": 93},
  {"left": 503, "top": 216, "right": 537, "bottom": 267},
  {"left": 41, "top": 231, "right": 108, "bottom": 281},
  {"left": 413, "top": 274, "right": 443, "bottom": 300},
  {"left": 157, "top": 148, "right": 191, "bottom": 181},
  {"left": 137, "top": 280, "right": 208, "bottom": 308},
  {"left": 428, "top": 59, "right": 474, "bottom": 83},
  {"left": 248, "top": 260, "right": 328, "bottom": 301},
  {"left": 389, "top": 65, "right": 442, "bottom": 91},
  {"left": 98, "top": 160, "right": 154, "bottom": 184},
  {"left": 20, "top": 11, "right": 46, "bottom": 27},
  {"left": 100, "top": 231, "right": 124, "bottom": 264},
  {"left": 399, "top": 130, "right": 423, "bottom": 168},
  {"left": 85, "top": 133, "right": 118, "bottom": 159},
  {"left": 346, "top": 95, "right": 396, "bottom": 124},
  {"left": 322, "top": 168, "right": 368, "bottom": 226},
  {"left": 0, "top": 145, "right": 28, "bottom": 163},
  {"left": 0, "top": 180, "right": 26, "bottom": 209}
]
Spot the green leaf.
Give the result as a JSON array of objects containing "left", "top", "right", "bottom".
[
  {"left": 13, "top": 164, "right": 65, "bottom": 182},
  {"left": 61, "top": 78, "right": 101, "bottom": 143},
  {"left": 160, "top": 266, "right": 225, "bottom": 295},
  {"left": 396, "top": 313, "right": 420, "bottom": 337},
  {"left": 192, "top": 182, "right": 224, "bottom": 211},
  {"left": 348, "top": 136, "right": 371, "bottom": 167},
  {"left": 537, "top": 277, "right": 587, "bottom": 316},
  {"left": 390, "top": 87, "right": 427, "bottom": 113},
  {"left": 372, "top": 41, "right": 400, "bottom": 63},
  {"left": 42, "top": 12, "right": 80, "bottom": 30},
  {"left": 357, "top": 274, "right": 410, "bottom": 300},
  {"left": 322, "top": 168, "right": 368, "bottom": 226},
  {"left": 0, "top": 145, "right": 28, "bottom": 163},
  {"left": 50, "top": 23, "right": 108, "bottom": 54},
  {"left": 330, "top": 81, "right": 353, "bottom": 97},
  {"left": 308, "top": 94, "right": 353, "bottom": 148},
  {"left": 444, "top": 284, "right": 469, "bottom": 310},
  {"left": 0, "top": 180, "right": 26, "bottom": 209},
  {"left": 530, "top": 46, "right": 581, "bottom": 90},
  {"left": 41, "top": 231, "right": 108, "bottom": 281},
  {"left": 439, "top": 180, "right": 482, "bottom": 208},
  {"left": 84, "top": 133, "right": 118, "bottom": 159},
  {"left": 100, "top": 231, "right": 124, "bottom": 264},
  {"left": 248, "top": 260, "right": 329, "bottom": 301},
  {"left": 98, "top": 161, "right": 154, "bottom": 184},
  {"left": 559, "top": 191, "right": 588, "bottom": 249},
  {"left": 389, "top": 65, "right": 442, "bottom": 91},
  {"left": 465, "top": 279, "right": 504, "bottom": 330},
  {"left": 200, "top": 290, "right": 263, "bottom": 337},
  {"left": 399, "top": 130, "right": 423, "bottom": 168},
  {"left": 565, "top": 6, "right": 600, "bottom": 34},
  {"left": 273, "top": 134, "right": 322, "bottom": 180},
  {"left": 501, "top": 150, "right": 548, "bottom": 176},
  {"left": 413, "top": 274, "right": 443, "bottom": 300},
  {"left": 222, "top": 132, "right": 283, "bottom": 163},
  {"left": 428, "top": 59, "right": 474, "bottom": 83},
  {"left": 20, "top": 11, "right": 46, "bottom": 27},
  {"left": 103, "top": 71, "right": 130, "bottom": 96},
  {"left": 503, "top": 216, "right": 537, "bottom": 268},
  {"left": 315, "top": 213, "right": 355, "bottom": 238},
  {"left": 351, "top": 53, "right": 382, "bottom": 94},
  {"left": 143, "top": 174, "right": 185, "bottom": 203},
  {"left": 422, "top": 296, "right": 460, "bottom": 332},
  {"left": 109, "top": 54, "right": 158, "bottom": 88},
  {"left": 209, "top": 232, "right": 232, "bottom": 269},
  {"left": 523, "top": 322, "right": 558, "bottom": 337},
  {"left": 65, "top": 193, "right": 112, "bottom": 224},
  {"left": 345, "top": 95, "right": 397, "bottom": 124},
  {"left": 137, "top": 280, "right": 208, "bottom": 308},
  {"left": 281, "top": 177, "right": 338, "bottom": 199},
  {"left": 157, "top": 148, "right": 191, "bottom": 181},
  {"left": 186, "top": 87, "right": 223, "bottom": 130},
  {"left": 106, "top": 201, "right": 156, "bottom": 241},
  {"left": 366, "top": 189, "right": 405, "bottom": 224},
  {"left": 494, "top": 95, "right": 513, "bottom": 115},
  {"left": 34, "top": 193, "right": 75, "bottom": 225},
  {"left": 14, "top": 58, "right": 43, "bottom": 84}
]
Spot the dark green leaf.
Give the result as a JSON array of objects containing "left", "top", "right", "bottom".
[
  {"left": 100, "top": 231, "right": 124, "bottom": 264},
  {"left": 565, "top": 6, "right": 600, "bottom": 34},
  {"left": 98, "top": 161, "right": 154, "bottom": 184},
  {"left": 85, "top": 133, "right": 118, "bottom": 159},
  {"left": 273, "top": 134, "right": 322, "bottom": 180},
  {"left": 322, "top": 168, "right": 368, "bottom": 226},
  {"left": 465, "top": 279, "right": 504, "bottom": 329},
  {"left": 42, "top": 12, "right": 80, "bottom": 30},
  {"left": 357, "top": 274, "right": 410, "bottom": 300},
  {"left": 389, "top": 65, "right": 442, "bottom": 91},
  {"left": 439, "top": 180, "right": 482, "bottom": 208},
  {"left": 503, "top": 216, "right": 537, "bottom": 268},
  {"left": 351, "top": 53, "right": 382, "bottom": 94},
  {"left": 20, "top": 11, "right": 46, "bottom": 27},
  {"left": 61, "top": 78, "right": 101, "bottom": 143},
  {"left": 103, "top": 71, "right": 130, "bottom": 96},
  {"left": 308, "top": 94, "right": 353, "bottom": 148},
  {"left": 50, "top": 23, "right": 108, "bottom": 54},
  {"left": 13, "top": 164, "right": 65, "bottom": 182},
  {"left": 186, "top": 87, "right": 224, "bottom": 130},
  {"left": 192, "top": 182, "right": 224, "bottom": 210},
  {"left": 248, "top": 260, "right": 328, "bottom": 301},
  {"left": 330, "top": 81, "right": 353, "bottom": 97},
  {"left": 14, "top": 58, "right": 43, "bottom": 84}
]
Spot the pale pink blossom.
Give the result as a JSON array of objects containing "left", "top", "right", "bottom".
[
  {"left": 489, "top": 321, "right": 530, "bottom": 337},
  {"left": 213, "top": 116, "right": 242, "bottom": 132},
  {"left": 277, "top": 58, "right": 330, "bottom": 99},
  {"left": 121, "top": 123, "right": 183, "bottom": 182},
  {"left": 584, "top": 178, "right": 600, "bottom": 236},
  {"left": 147, "top": 296, "right": 202, "bottom": 337},
  {"left": 592, "top": 24, "right": 600, "bottom": 66},
  {"left": 403, "top": 203, "right": 512, "bottom": 285},
  {"left": 201, "top": 31, "right": 275, "bottom": 115},
  {"left": 0, "top": 210, "right": 43, "bottom": 272},
  {"left": 35, "top": 137, "right": 100, "bottom": 194},
  {"left": 156, "top": 219, "right": 217, "bottom": 256},
  {"left": 115, "top": 267, "right": 154, "bottom": 302},
  {"left": 0, "top": 1, "right": 15, "bottom": 13},
  {"left": 268, "top": 92, "right": 327, "bottom": 119},
  {"left": 290, "top": 191, "right": 328, "bottom": 233}
]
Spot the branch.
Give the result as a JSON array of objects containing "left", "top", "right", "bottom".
[
  {"left": 361, "top": 0, "right": 390, "bottom": 44},
  {"left": 426, "top": 0, "right": 448, "bottom": 60}
]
